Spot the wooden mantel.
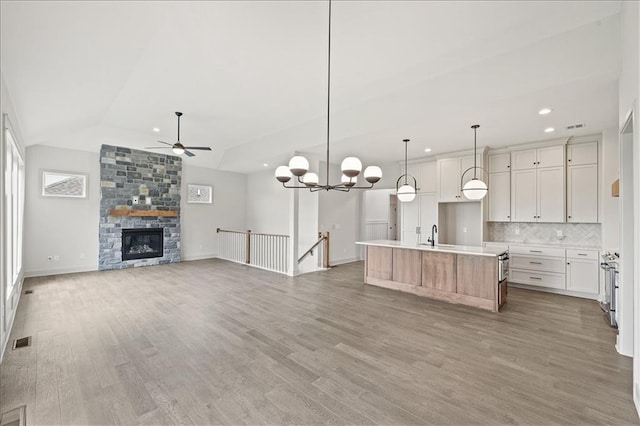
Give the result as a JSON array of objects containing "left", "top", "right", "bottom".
[{"left": 108, "top": 209, "right": 178, "bottom": 217}]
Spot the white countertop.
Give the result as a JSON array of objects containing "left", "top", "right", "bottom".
[
  {"left": 357, "top": 240, "right": 505, "bottom": 257},
  {"left": 484, "top": 241, "right": 601, "bottom": 250}
]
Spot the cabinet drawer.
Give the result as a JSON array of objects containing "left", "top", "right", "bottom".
[
  {"left": 510, "top": 255, "right": 566, "bottom": 273},
  {"left": 566, "top": 249, "right": 598, "bottom": 260},
  {"left": 509, "top": 269, "right": 566, "bottom": 289},
  {"left": 509, "top": 245, "right": 565, "bottom": 258}
]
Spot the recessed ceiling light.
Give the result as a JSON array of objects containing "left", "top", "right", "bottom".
[
  {"left": 544, "top": 127, "right": 555, "bottom": 133},
  {"left": 538, "top": 108, "right": 552, "bottom": 115},
  {"left": 152, "top": 127, "right": 160, "bottom": 132},
  {"left": 424, "top": 148, "right": 432, "bottom": 153},
  {"left": 263, "top": 163, "right": 269, "bottom": 167}
]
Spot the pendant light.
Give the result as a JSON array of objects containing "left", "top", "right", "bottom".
[
  {"left": 274, "top": 0, "right": 382, "bottom": 192},
  {"left": 396, "top": 139, "right": 417, "bottom": 203},
  {"left": 461, "top": 124, "right": 488, "bottom": 200}
]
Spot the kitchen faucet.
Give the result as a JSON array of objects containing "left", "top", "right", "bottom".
[{"left": 427, "top": 224, "right": 438, "bottom": 247}]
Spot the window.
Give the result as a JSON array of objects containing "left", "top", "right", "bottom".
[
  {"left": 3, "top": 114, "right": 25, "bottom": 300},
  {"left": 42, "top": 171, "right": 87, "bottom": 198}
]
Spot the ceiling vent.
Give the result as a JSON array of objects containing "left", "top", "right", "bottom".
[{"left": 566, "top": 123, "right": 586, "bottom": 130}]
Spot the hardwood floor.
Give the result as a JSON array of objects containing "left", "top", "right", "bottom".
[{"left": 1, "top": 259, "right": 638, "bottom": 425}]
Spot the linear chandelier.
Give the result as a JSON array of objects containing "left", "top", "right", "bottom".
[
  {"left": 396, "top": 139, "right": 417, "bottom": 203},
  {"left": 274, "top": 0, "right": 382, "bottom": 192},
  {"left": 460, "top": 124, "right": 488, "bottom": 200}
]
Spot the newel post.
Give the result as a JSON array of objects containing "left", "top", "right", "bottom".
[{"left": 246, "top": 230, "right": 251, "bottom": 264}]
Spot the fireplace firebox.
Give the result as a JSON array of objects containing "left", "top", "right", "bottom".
[{"left": 122, "top": 228, "right": 164, "bottom": 261}]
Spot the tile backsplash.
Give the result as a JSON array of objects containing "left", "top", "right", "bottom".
[{"left": 487, "top": 222, "right": 601, "bottom": 248}]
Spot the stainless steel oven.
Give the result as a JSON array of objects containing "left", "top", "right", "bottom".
[
  {"left": 498, "top": 251, "right": 509, "bottom": 283},
  {"left": 600, "top": 252, "right": 618, "bottom": 328}
]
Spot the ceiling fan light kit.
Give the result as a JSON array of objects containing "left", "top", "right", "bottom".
[
  {"left": 460, "top": 124, "right": 488, "bottom": 200},
  {"left": 395, "top": 139, "right": 417, "bottom": 203},
  {"left": 274, "top": 0, "right": 381, "bottom": 192},
  {"left": 145, "top": 111, "right": 212, "bottom": 158}
]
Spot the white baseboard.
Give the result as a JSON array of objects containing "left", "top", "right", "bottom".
[
  {"left": 508, "top": 282, "right": 599, "bottom": 300},
  {"left": 329, "top": 257, "right": 359, "bottom": 266},
  {"left": 24, "top": 264, "right": 97, "bottom": 278},
  {"left": 181, "top": 253, "right": 218, "bottom": 261}
]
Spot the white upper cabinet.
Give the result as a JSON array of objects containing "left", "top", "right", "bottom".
[
  {"left": 511, "top": 145, "right": 564, "bottom": 170},
  {"left": 511, "top": 169, "right": 537, "bottom": 221},
  {"left": 567, "top": 141, "right": 597, "bottom": 166},
  {"left": 567, "top": 163, "right": 598, "bottom": 223},
  {"left": 537, "top": 167, "right": 565, "bottom": 222},
  {"left": 488, "top": 171, "right": 511, "bottom": 221},
  {"left": 511, "top": 149, "right": 538, "bottom": 170},
  {"left": 409, "top": 161, "right": 437, "bottom": 193},
  {"left": 488, "top": 153, "right": 510, "bottom": 172},
  {"left": 437, "top": 154, "right": 482, "bottom": 202}
]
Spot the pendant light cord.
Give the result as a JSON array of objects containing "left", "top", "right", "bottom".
[
  {"left": 325, "top": 0, "right": 332, "bottom": 187},
  {"left": 177, "top": 114, "right": 181, "bottom": 143},
  {"left": 472, "top": 124, "right": 479, "bottom": 179}
]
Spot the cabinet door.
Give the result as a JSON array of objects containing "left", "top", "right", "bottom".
[
  {"left": 488, "top": 172, "right": 511, "bottom": 221},
  {"left": 567, "top": 164, "right": 598, "bottom": 223},
  {"left": 566, "top": 258, "right": 599, "bottom": 293},
  {"left": 567, "top": 142, "right": 597, "bottom": 166},
  {"left": 488, "top": 153, "right": 510, "bottom": 172},
  {"left": 511, "top": 149, "right": 537, "bottom": 170},
  {"left": 537, "top": 145, "right": 565, "bottom": 168},
  {"left": 437, "top": 158, "right": 460, "bottom": 202},
  {"left": 511, "top": 169, "right": 537, "bottom": 222},
  {"left": 401, "top": 195, "right": 420, "bottom": 244},
  {"left": 537, "top": 166, "right": 565, "bottom": 222},
  {"left": 537, "top": 167, "right": 565, "bottom": 222}
]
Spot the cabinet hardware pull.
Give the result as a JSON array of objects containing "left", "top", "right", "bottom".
[
  {"left": 530, "top": 261, "right": 542, "bottom": 264},
  {"left": 568, "top": 159, "right": 571, "bottom": 162},
  {"left": 530, "top": 250, "right": 542, "bottom": 253},
  {"left": 567, "top": 262, "right": 570, "bottom": 265},
  {"left": 530, "top": 277, "right": 542, "bottom": 280},
  {"left": 578, "top": 253, "right": 587, "bottom": 256},
  {"left": 568, "top": 215, "right": 572, "bottom": 218}
]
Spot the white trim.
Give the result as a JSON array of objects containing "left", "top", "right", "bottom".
[
  {"left": 181, "top": 253, "right": 218, "bottom": 261},
  {"left": 24, "top": 265, "right": 97, "bottom": 278}
]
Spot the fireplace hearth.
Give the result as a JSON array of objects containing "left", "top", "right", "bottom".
[{"left": 122, "top": 228, "right": 164, "bottom": 261}]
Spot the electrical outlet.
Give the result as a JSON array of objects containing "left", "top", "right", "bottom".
[
  {"left": 463, "top": 227, "right": 467, "bottom": 233},
  {"left": 54, "top": 255, "right": 59, "bottom": 261},
  {"left": 515, "top": 227, "right": 520, "bottom": 235},
  {"left": 146, "top": 197, "right": 152, "bottom": 205},
  {"left": 132, "top": 196, "right": 139, "bottom": 205},
  {"left": 556, "top": 230, "right": 563, "bottom": 237}
]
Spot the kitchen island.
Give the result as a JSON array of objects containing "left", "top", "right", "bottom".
[{"left": 357, "top": 240, "right": 507, "bottom": 312}]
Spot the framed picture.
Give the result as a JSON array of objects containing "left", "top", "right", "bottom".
[
  {"left": 187, "top": 184, "right": 212, "bottom": 204},
  {"left": 42, "top": 170, "right": 87, "bottom": 198}
]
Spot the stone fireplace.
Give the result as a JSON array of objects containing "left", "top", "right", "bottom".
[{"left": 99, "top": 145, "right": 181, "bottom": 270}]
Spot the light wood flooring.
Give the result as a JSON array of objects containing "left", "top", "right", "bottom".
[{"left": 1, "top": 259, "right": 638, "bottom": 425}]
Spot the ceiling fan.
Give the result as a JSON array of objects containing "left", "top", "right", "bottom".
[{"left": 145, "top": 111, "right": 212, "bottom": 157}]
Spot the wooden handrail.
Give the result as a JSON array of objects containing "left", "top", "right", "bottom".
[
  {"left": 216, "top": 228, "right": 289, "bottom": 238},
  {"left": 298, "top": 232, "right": 330, "bottom": 268}
]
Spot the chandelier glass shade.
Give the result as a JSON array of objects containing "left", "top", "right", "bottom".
[
  {"left": 395, "top": 139, "right": 417, "bottom": 203},
  {"left": 460, "top": 124, "right": 488, "bottom": 200},
  {"left": 274, "top": 0, "right": 381, "bottom": 192}
]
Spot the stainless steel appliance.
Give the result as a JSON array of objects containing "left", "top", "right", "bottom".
[
  {"left": 600, "top": 252, "right": 619, "bottom": 328},
  {"left": 498, "top": 251, "right": 509, "bottom": 308}
]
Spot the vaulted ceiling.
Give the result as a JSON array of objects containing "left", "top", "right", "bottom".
[{"left": 1, "top": 1, "right": 622, "bottom": 173}]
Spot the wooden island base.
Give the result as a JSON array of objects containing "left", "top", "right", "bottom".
[{"left": 362, "top": 244, "right": 505, "bottom": 312}]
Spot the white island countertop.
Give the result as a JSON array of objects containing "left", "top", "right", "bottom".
[{"left": 356, "top": 240, "right": 506, "bottom": 257}]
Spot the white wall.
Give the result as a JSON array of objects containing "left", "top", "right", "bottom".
[
  {"left": 1, "top": 73, "right": 26, "bottom": 360},
  {"left": 319, "top": 162, "right": 360, "bottom": 265},
  {"left": 246, "top": 169, "right": 290, "bottom": 235},
  {"left": 24, "top": 145, "right": 100, "bottom": 276},
  {"left": 438, "top": 202, "right": 482, "bottom": 246},
  {"left": 601, "top": 128, "right": 620, "bottom": 250},
  {"left": 181, "top": 165, "right": 246, "bottom": 261},
  {"left": 618, "top": 0, "right": 640, "bottom": 414}
]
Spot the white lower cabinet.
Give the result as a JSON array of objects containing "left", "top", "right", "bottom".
[
  {"left": 509, "top": 244, "right": 566, "bottom": 290},
  {"left": 566, "top": 249, "right": 599, "bottom": 294}
]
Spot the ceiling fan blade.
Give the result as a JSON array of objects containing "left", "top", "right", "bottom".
[
  {"left": 157, "top": 140, "right": 174, "bottom": 146},
  {"left": 144, "top": 146, "right": 171, "bottom": 149},
  {"left": 183, "top": 146, "right": 212, "bottom": 151},
  {"left": 184, "top": 150, "right": 196, "bottom": 157}
]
